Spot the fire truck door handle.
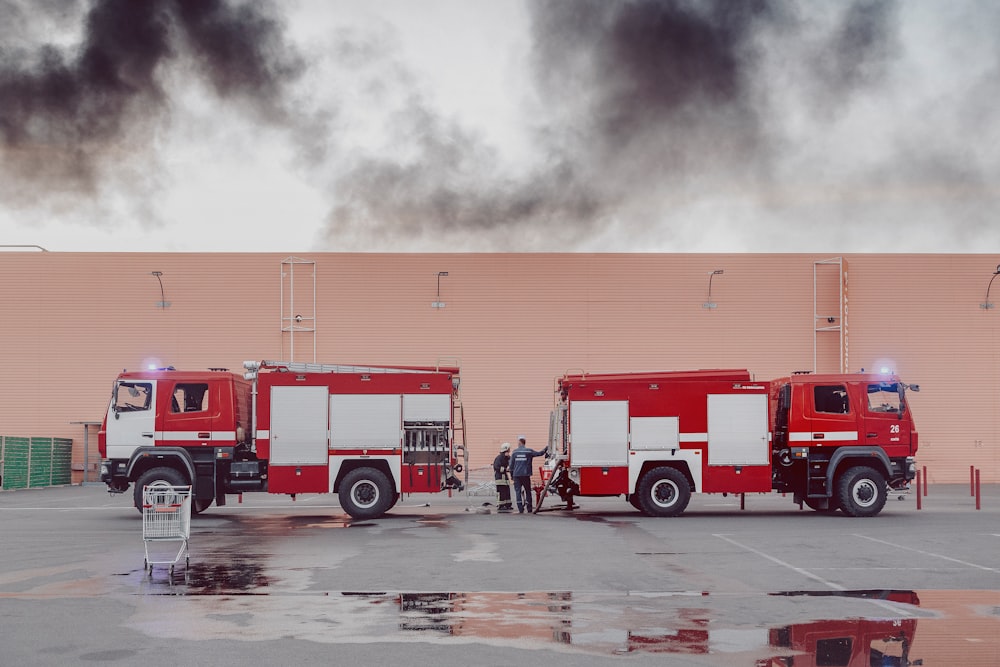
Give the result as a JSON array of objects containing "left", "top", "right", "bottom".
[
  {"left": 198, "top": 432, "right": 210, "bottom": 439},
  {"left": 866, "top": 432, "right": 878, "bottom": 438},
  {"left": 142, "top": 432, "right": 153, "bottom": 438},
  {"left": 813, "top": 433, "right": 824, "bottom": 439}
]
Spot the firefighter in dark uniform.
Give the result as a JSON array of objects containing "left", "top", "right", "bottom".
[
  {"left": 510, "top": 436, "right": 547, "bottom": 513},
  {"left": 493, "top": 442, "right": 513, "bottom": 513}
]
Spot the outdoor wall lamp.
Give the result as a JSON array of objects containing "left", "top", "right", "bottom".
[
  {"left": 980, "top": 264, "right": 1000, "bottom": 310},
  {"left": 432, "top": 271, "right": 449, "bottom": 309},
  {"left": 703, "top": 269, "right": 724, "bottom": 309},
  {"left": 151, "top": 271, "right": 170, "bottom": 309}
]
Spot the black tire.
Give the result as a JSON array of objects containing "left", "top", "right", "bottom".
[
  {"left": 803, "top": 496, "right": 840, "bottom": 513},
  {"left": 133, "top": 466, "right": 188, "bottom": 514},
  {"left": 637, "top": 466, "right": 691, "bottom": 517},
  {"left": 339, "top": 467, "right": 394, "bottom": 519},
  {"left": 193, "top": 498, "right": 213, "bottom": 515},
  {"left": 836, "top": 466, "right": 887, "bottom": 517}
]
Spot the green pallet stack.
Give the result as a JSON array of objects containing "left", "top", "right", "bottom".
[
  {"left": 51, "top": 439, "right": 72, "bottom": 485},
  {"left": 28, "top": 438, "right": 53, "bottom": 488},
  {"left": 1, "top": 436, "right": 73, "bottom": 490},
  {"left": 2, "top": 436, "right": 29, "bottom": 490}
]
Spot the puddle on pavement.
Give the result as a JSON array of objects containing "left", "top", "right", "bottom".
[
  {"left": 126, "top": 583, "right": 1000, "bottom": 665},
  {"left": 124, "top": 514, "right": 996, "bottom": 663},
  {"left": 182, "top": 559, "right": 271, "bottom": 594},
  {"left": 207, "top": 514, "right": 376, "bottom": 535},
  {"left": 414, "top": 514, "right": 450, "bottom": 527}
]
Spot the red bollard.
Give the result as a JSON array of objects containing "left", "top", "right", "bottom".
[
  {"left": 238, "top": 493, "right": 243, "bottom": 504},
  {"left": 971, "top": 465, "right": 976, "bottom": 496},
  {"left": 976, "top": 469, "right": 981, "bottom": 511},
  {"left": 916, "top": 470, "right": 922, "bottom": 511},
  {"left": 922, "top": 466, "right": 928, "bottom": 496}
]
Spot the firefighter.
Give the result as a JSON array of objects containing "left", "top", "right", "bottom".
[
  {"left": 510, "top": 436, "right": 547, "bottom": 514},
  {"left": 493, "top": 442, "right": 513, "bottom": 513}
]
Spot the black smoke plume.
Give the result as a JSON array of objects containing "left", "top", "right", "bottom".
[
  {"left": 322, "top": 0, "right": 917, "bottom": 250},
  {"left": 0, "top": 0, "right": 302, "bottom": 204}
]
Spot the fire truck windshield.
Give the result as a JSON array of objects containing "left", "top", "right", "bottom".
[
  {"left": 867, "top": 383, "right": 902, "bottom": 413},
  {"left": 114, "top": 382, "right": 152, "bottom": 412}
]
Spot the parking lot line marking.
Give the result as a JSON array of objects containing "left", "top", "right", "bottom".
[
  {"left": 854, "top": 535, "right": 1000, "bottom": 573},
  {"left": 713, "top": 534, "right": 846, "bottom": 591},
  {"left": 0, "top": 506, "right": 125, "bottom": 511}
]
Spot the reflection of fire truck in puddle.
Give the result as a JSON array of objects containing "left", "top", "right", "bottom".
[
  {"left": 760, "top": 591, "right": 921, "bottom": 667},
  {"left": 351, "top": 589, "right": 922, "bottom": 664},
  {"left": 758, "top": 616, "right": 919, "bottom": 667}
]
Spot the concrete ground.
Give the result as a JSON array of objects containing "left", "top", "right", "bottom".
[{"left": 1, "top": 483, "right": 998, "bottom": 666}]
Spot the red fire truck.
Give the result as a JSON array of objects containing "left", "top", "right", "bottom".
[
  {"left": 540, "top": 369, "right": 919, "bottom": 517},
  {"left": 99, "top": 360, "right": 466, "bottom": 519}
]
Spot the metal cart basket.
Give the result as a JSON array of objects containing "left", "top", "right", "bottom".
[{"left": 142, "top": 485, "right": 191, "bottom": 576}]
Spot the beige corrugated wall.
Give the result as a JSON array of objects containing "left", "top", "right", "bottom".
[{"left": 1, "top": 252, "right": 997, "bottom": 485}]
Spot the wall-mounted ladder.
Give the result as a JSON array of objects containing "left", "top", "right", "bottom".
[
  {"left": 280, "top": 257, "right": 316, "bottom": 363},
  {"left": 813, "top": 257, "right": 848, "bottom": 373}
]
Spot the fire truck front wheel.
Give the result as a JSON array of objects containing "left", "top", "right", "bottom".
[
  {"left": 637, "top": 467, "right": 691, "bottom": 517},
  {"left": 836, "top": 466, "right": 888, "bottom": 517},
  {"left": 132, "top": 467, "right": 187, "bottom": 514},
  {"left": 339, "top": 467, "right": 394, "bottom": 520}
]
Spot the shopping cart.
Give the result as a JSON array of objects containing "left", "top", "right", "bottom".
[{"left": 142, "top": 485, "right": 192, "bottom": 577}]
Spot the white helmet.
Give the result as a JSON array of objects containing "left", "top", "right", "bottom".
[{"left": 500, "top": 442, "right": 511, "bottom": 452}]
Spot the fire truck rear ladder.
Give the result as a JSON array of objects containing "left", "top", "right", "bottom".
[{"left": 437, "top": 357, "right": 468, "bottom": 489}]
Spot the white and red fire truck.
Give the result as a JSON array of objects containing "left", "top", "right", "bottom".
[
  {"left": 540, "top": 369, "right": 919, "bottom": 517},
  {"left": 99, "top": 360, "right": 466, "bottom": 519}
]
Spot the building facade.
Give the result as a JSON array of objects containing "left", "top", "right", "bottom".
[{"left": 1, "top": 252, "right": 997, "bottom": 486}]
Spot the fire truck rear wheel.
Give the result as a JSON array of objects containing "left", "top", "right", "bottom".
[
  {"left": 638, "top": 467, "right": 691, "bottom": 517},
  {"left": 339, "top": 467, "right": 393, "bottom": 520},
  {"left": 836, "top": 466, "right": 887, "bottom": 517},
  {"left": 133, "top": 466, "right": 187, "bottom": 514}
]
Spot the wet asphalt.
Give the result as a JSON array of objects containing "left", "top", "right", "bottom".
[{"left": 1, "top": 483, "right": 998, "bottom": 666}]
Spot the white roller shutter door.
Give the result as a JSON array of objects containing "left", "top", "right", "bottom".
[
  {"left": 707, "top": 393, "right": 768, "bottom": 465},
  {"left": 402, "top": 394, "right": 451, "bottom": 422},
  {"left": 570, "top": 400, "right": 628, "bottom": 466},
  {"left": 331, "top": 394, "right": 401, "bottom": 449},
  {"left": 270, "top": 386, "right": 329, "bottom": 465}
]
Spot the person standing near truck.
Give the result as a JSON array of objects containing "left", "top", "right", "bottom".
[
  {"left": 510, "top": 436, "right": 547, "bottom": 514},
  {"left": 493, "top": 442, "right": 512, "bottom": 513}
]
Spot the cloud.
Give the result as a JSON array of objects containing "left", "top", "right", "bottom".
[
  {"left": 2, "top": 0, "right": 998, "bottom": 252},
  {"left": 0, "top": 0, "right": 305, "bottom": 219},
  {"left": 318, "top": 0, "right": 987, "bottom": 252}
]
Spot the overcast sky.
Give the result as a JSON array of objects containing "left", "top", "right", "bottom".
[{"left": 1, "top": 0, "right": 998, "bottom": 253}]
